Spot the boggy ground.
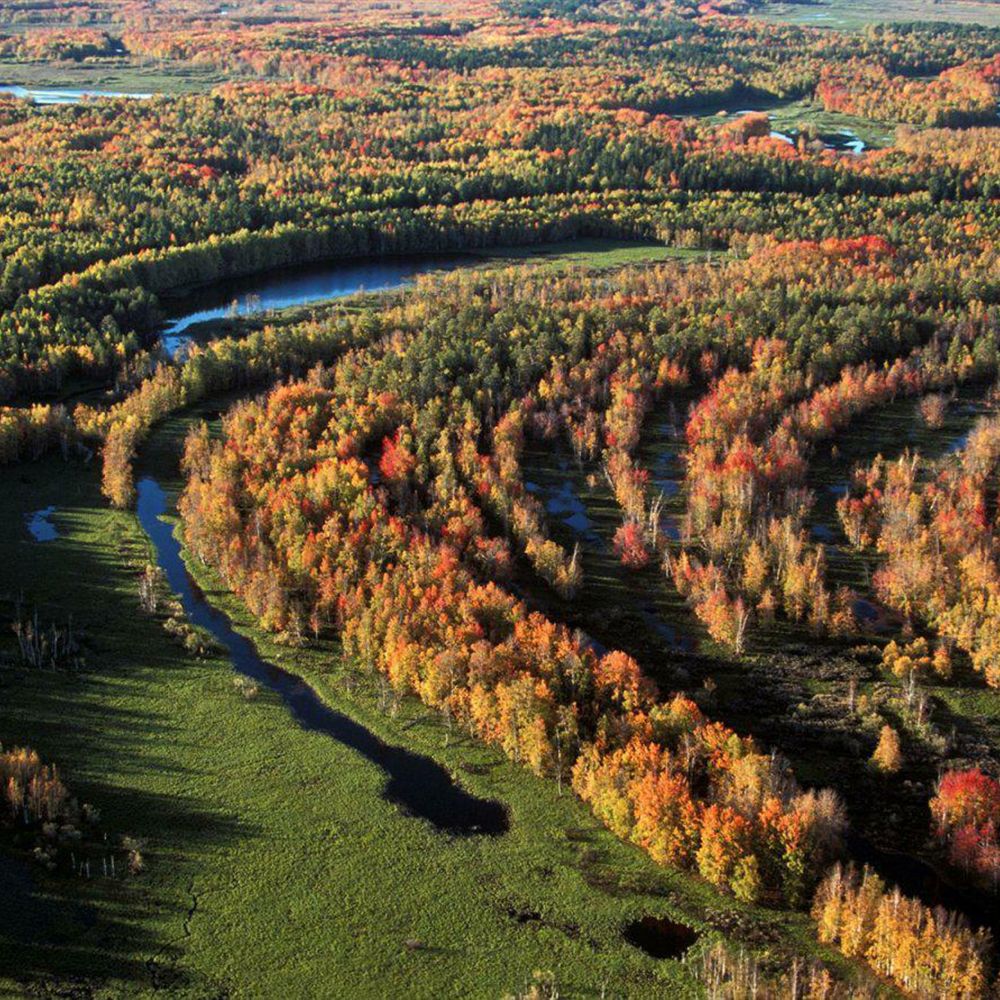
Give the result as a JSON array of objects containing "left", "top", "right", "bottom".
[
  {"left": 0, "top": 401, "right": 872, "bottom": 998},
  {"left": 516, "top": 383, "right": 1000, "bottom": 940}
]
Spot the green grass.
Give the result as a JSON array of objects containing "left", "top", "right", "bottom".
[
  {"left": 764, "top": 101, "right": 898, "bottom": 149},
  {"left": 468, "top": 240, "right": 725, "bottom": 271},
  {"left": 688, "top": 96, "right": 898, "bottom": 149},
  {"left": 0, "top": 59, "right": 225, "bottom": 95},
  {"left": 755, "top": 0, "right": 1000, "bottom": 30},
  {"left": 0, "top": 407, "right": 853, "bottom": 998}
]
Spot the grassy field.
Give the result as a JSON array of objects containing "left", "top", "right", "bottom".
[
  {"left": 756, "top": 0, "right": 1000, "bottom": 29},
  {"left": 0, "top": 59, "right": 225, "bottom": 95},
  {"left": 468, "top": 240, "right": 725, "bottom": 270},
  {"left": 0, "top": 395, "right": 865, "bottom": 998}
]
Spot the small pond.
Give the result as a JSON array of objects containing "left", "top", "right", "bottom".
[
  {"left": 0, "top": 854, "right": 96, "bottom": 946},
  {"left": 25, "top": 506, "right": 58, "bottom": 542},
  {"left": 624, "top": 915, "right": 699, "bottom": 959},
  {"left": 525, "top": 478, "right": 603, "bottom": 550}
]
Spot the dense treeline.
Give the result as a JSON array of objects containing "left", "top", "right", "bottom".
[
  {"left": 817, "top": 56, "right": 1000, "bottom": 127},
  {"left": 0, "top": 404, "right": 74, "bottom": 465},
  {"left": 0, "top": 0, "right": 997, "bottom": 399}
]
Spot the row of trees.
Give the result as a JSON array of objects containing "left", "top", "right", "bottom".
[
  {"left": 838, "top": 415, "right": 1000, "bottom": 686},
  {"left": 671, "top": 336, "right": 973, "bottom": 650},
  {"left": 493, "top": 235, "right": 999, "bottom": 654},
  {"left": 813, "top": 863, "right": 992, "bottom": 998}
]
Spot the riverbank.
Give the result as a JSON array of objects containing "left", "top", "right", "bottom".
[
  {"left": 159, "top": 238, "right": 718, "bottom": 357},
  {"left": 0, "top": 424, "right": 802, "bottom": 998}
]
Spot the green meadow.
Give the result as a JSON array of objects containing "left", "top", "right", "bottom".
[{"left": 0, "top": 400, "right": 859, "bottom": 998}]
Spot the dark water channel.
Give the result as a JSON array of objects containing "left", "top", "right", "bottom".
[{"left": 136, "top": 477, "right": 508, "bottom": 837}]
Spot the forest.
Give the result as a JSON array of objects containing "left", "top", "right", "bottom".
[{"left": 0, "top": 0, "right": 998, "bottom": 997}]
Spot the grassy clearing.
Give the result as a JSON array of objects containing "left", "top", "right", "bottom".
[
  {"left": 764, "top": 101, "right": 898, "bottom": 149},
  {"left": 755, "top": 0, "right": 1000, "bottom": 30},
  {"left": 467, "top": 240, "right": 725, "bottom": 270},
  {"left": 0, "top": 401, "right": 845, "bottom": 998},
  {"left": 684, "top": 96, "right": 898, "bottom": 149},
  {"left": 0, "top": 59, "right": 223, "bottom": 95}
]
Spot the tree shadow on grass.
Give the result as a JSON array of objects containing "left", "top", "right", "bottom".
[
  {"left": 0, "top": 463, "right": 263, "bottom": 994},
  {"left": 0, "top": 786, "right": 258, "bottom": 995}
]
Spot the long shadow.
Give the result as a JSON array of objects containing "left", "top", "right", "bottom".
[
  {"left": 0, "top": 460, "right": 266, "bottom": 994},
  {"left": 0, "top": 787, "right": 254, "bottom": 994},
  {"left": 137, "top": 477, "right": 508, "bottom": 838}
]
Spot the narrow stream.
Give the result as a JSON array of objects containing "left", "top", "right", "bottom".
[{"left": 136, "top": 477, "right": 508, "bottom": 837}]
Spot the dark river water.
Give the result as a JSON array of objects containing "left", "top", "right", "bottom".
[
  {"left": 161, "top": 255, "right": 466, "bottom": 357},
  {"left": 136, "top": 477, "right": 508, "bottom": 837}
]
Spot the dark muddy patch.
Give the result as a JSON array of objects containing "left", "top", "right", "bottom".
[
  {"left": 507, "top": 905, "right": 542, "bottom": 925},
  {"left": 624, "top": 915, "right": 699, "bottom": 959}
]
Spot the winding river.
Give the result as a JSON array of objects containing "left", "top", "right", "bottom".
[
  {"left": 136, "top": 477, "right": 508, "bottom": 837},
  {"left": 160, "top": 254, "right": 466, "bottom": 358},
  {"left": 137, "top": 250, "right": 994, "bottom": 931}
]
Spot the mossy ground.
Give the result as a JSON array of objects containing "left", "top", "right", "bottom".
[{"left": 0, "top": 59, "right": 224, "bottom": 94}]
